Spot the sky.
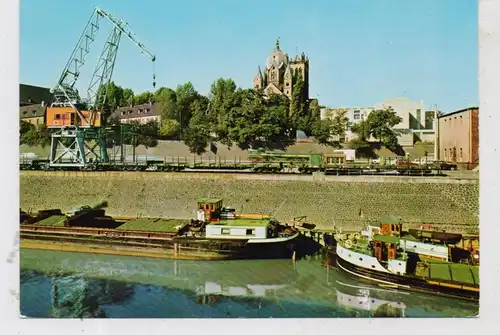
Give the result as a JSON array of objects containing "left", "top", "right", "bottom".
[{"left": 19, "top": 0, "right": 478, "bottom": 114}]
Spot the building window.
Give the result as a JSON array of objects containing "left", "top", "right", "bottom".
[
  {"left": 460, "top": 148, "right": 463, "bottom": 160},
  {"left": 145, "top": 108, "right": 150, "bottom": 113},
  {"left": 55, "top": 114, "right": 60, "bottom": 119},
  {"left": 425, "top": 111, "right": 434, "bottom": 129},
  {"left": 353, "top": 110, "right": 360, "bottom": 120}
]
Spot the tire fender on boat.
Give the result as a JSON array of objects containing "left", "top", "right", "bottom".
[{"left": 345, "top": 239, "right": 353, "bottom": 249}]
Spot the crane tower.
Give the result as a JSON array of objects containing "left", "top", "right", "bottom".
[{"left": 47, "top": 7, "right": 156, "bottom": 169}]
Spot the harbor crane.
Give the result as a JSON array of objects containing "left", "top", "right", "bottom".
[{"left": 47, "top": 7, "right": 156, "bottom": 168}]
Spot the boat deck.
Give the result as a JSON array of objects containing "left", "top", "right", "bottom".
[
  {"left": 416, "top": 262, "right": 479, "bottom": 286},
  {"left": 116, "top": 218, "right": 186, "bottom": 232}
]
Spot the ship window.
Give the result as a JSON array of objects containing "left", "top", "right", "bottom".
[
  {"left": 371, "top": 265, "right": 375, "bottom": 269},
  {"left": 348, "top": 254, "right": 352, "bottom": 257},
  {"left": 246, "top": 229, "right": 255, "bottom": 236},
  {"left": 221, "top": 228, "right": 230, "bottom": 235},
  {"left": 55, "top": 114, "right": 60, "bottom": 119},
  {"left": 359, "top": 258, "right": 363, "bottom": 261}
]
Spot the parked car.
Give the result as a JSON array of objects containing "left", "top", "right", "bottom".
[
  {"left": 395, "top": 160, "right": 419, "bottom": 167},
  {"left": 432, "top": 161, "right": 457, "bottom": 170}
]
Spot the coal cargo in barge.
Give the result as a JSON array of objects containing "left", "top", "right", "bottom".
[{"left": 20, "top": 199, "right": 301, "bottom": 260}]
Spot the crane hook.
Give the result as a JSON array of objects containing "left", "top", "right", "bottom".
[{"left": 152, "top": 60, "right": 156, "bottom": 89}]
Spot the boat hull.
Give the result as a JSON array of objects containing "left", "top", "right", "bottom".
[
  {"left": 20, "top": 229, "right": 301, "bottom": 260},
  {"left": 336, "top": 255, "right": 479, "bottom": 302}
]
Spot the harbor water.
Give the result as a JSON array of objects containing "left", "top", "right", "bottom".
[{"left": 20, "top": 249, "right": 478, "bottom": 318}]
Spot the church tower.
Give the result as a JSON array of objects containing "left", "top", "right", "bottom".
[{"left": 254, "top": 39, "right": 309, "bottom": 100}]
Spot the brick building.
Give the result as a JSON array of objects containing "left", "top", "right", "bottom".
[{"left": 437, "top": 107, "right": 479, "bottom": 169}]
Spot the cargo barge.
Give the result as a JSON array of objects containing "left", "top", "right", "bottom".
[
  {"left": 330, "top": 218, "right": 480, "bottom": 301},
  {"left": 20, "top": 199, "right": 304, "bottom": 260}
]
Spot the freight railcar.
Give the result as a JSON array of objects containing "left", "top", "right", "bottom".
[{"left": 19, "top": 151, "right": 438, "bottom": 176}]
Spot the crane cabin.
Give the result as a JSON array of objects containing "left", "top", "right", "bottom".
[{"left": 46, "top": 106, "right": 101, "bottom": 128}]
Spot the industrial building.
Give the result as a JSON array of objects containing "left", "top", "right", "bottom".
[{"left": 437, "top": 107, "right": 479, "bottom": 169}]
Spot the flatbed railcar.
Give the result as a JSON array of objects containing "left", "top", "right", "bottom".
[{"left": 19, "top": 154, "right": 444, "bottom": 177}]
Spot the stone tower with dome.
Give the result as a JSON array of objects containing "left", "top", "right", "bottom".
[{"left": 253, "top": 39, "right": 309, "bottom": 100}]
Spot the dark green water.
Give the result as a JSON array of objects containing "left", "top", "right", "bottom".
[{"left": 20, "top": 249, "right": 478, "bottom": 318}]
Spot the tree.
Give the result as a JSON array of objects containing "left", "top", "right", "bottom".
[
  {"left": 183, "top": 97, "right": 211, "bottom": 155},
  {"left": 134, "top": 91, "right": 154, "bottom": 105},
  {"left": 223, "top": 90, "right": 292, "bottom": 150},
  {"left": 159, "top": 119, "right": 180, "bottom": 138},
  {"left": 351, "top": 108, "right": 402, "bottom": 151},
  {"left": 290, "top": 73, "right": 307, "bottom": 134},
  {"left": 208, "top": 78, "right": 238, "bottom": 146},
  {"left": 297, "top": 99, "right": 321, "bottom": 137},
  {"left": 127, "top": 120, "right": 159, "bottom": 149},
  {"left": 20, "top": 121, "right": 52, "bottom": 148},
  {"left": 122, "top": 88, "right": 135, "bottom": 106},
  {"left": 175, "top": 82, "right": 199, "bottom": 131},
  {"left": 311, "top": 109, "right": 348, "bottom": 147}
]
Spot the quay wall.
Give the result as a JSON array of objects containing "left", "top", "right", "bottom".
[{"left": 20, "top": 171, "right": 479, "bottom": 234}]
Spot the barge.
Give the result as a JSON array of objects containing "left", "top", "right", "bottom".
[
  {"left": 20, "top": 199, "right": 301, "bottom": 260},
  {"left": 332, "top": 219, "right": 480, "bottom": 301}
]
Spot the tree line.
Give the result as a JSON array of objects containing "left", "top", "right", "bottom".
[{"left": 20, "top": 76, "right": 404, "bottom": 157}]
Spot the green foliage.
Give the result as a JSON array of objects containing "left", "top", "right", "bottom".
[
  {"left": 208, "top": 78, "right": 238, "bottom": 146},
  {"left": 159, "top": 119, "right": 181, "bottom": 138},
  {"left": 175, "top": 82, "right": 200, "bottom": 130},
  {"left": 122, "top": 88, "right": 135, "bottom": 106},
  {"left": 351, "top": 108, "right": 402, "bottom": 152},
  {"left": 20, "top": 121, "right": 52, "bottom": 148},
  {"left": 126, "top": 120, "right": 159, "bottom": 149},
  {"left": 134, "top": 91, "right": 154, "bottom": 105},
  {"left": 183, "top": 97, "right": 212, "bottom": 155},
  {"left": 347, "top": 138, "right": 377, "bottom": 158},
  {"left": 311, "top": 109, "right": 348, "bottom": 148}
]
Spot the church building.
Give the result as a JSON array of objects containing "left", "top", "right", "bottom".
[{"left": 253, "top": 39, "right": 309, "bottom": 101}]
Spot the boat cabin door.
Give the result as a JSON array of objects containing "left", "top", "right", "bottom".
[{"left": 373, "top": 241, "right": 397, "bottom": 262}]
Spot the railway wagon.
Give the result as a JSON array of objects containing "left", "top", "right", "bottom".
[{"left": 19, "top": 151, "right": 437, "bottom": 176}]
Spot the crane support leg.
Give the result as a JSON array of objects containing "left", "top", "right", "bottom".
[{"left": 49, "top": 126, "right": 109, "bottom": 168}]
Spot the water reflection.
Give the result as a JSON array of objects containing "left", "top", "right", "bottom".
[{"left": 20, "top": 249, "right": 478, "bottom": 318}]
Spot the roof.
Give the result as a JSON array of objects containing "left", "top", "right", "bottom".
[
  {"left": 438, "top": 106, "right": 479, "bottom": 118},
  {"left": 197, "top": 198, "right": 222, "bottom": 204},
  {"left": 208, "top": 218, "right": 269, "bottom": 227},
  {"left": 19, "top": 84, "right": 52, "bottom": 106},
  {"left": 19, "top": 104, "right": 46, "bottom": 119},
  {"left": 266, "top": 40, "right": 288, "bottom": 70},
  {"left": 373, "top": 234, "right": 400, "bottom": 244},
  {"left": 110, "top": 102, "right": 160, "bottom": 120}
]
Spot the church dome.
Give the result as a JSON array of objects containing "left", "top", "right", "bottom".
[{"left": 266, "top": 40, "right": 288, "bottom": 69}]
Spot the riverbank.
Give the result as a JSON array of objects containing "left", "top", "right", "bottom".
[{"left": 20, "top": 171, "right": 479, "bottom": 234}]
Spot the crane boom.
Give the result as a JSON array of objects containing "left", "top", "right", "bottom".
[
  {"left": 47, "top": 7, "right": 157, "bottom": 169},
  {"left": 52, "top": 10, "right": 103, "bottom": 106},
  {"left": 86, "top": 8, "right": 156, "bottom": 115},
  {"left": 96, "top": 8, "right": 156, "bottom": 62}
]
